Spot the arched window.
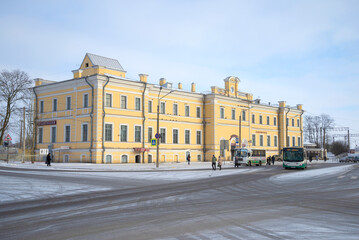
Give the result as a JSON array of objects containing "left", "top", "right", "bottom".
[
  {"left": 121, "top": 155, "right": 128, "bottom": 163},
  {"left": 105, "top": 155, "right": 112, "bottom": 164}
]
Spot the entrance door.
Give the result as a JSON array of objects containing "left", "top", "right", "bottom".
[{"left": 135, "top": 155, "right": 141, "bottom": 163}]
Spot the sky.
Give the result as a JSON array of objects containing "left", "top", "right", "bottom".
[{"left": 0, "top": 0, "right": 358, "bottom": 147}]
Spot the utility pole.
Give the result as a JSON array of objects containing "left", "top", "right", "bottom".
[
  {"left": 238, "top": 112, "right": 241, "bottom": 148},
  {"left": 22, "top": 107, "right": 25, "bottom": 163},
  {"left": 348, "top": 129, "right": 350, "bottom": 151}
]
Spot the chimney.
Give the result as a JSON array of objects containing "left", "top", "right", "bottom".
[
  {"left": 159, "top": 78, "right": 166, "bottom": 86},
  {"left": 191, "top": 82, "right": 196, "bottom": 92},
  {"left": 178, "top": 82, "right": 182, "bottom": 89},
  {"left": 139, "top": 74, "right": 148, "bottom": 83},
  {"left": 279, "top": 101, "right": 286, "bottom": 108}
]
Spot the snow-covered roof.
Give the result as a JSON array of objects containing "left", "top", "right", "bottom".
[{"left": 86, "top": 53, "right": 125, "bottom": 72}]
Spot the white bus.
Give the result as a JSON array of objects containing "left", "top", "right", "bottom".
[
  {"left": 283, "top": 147, "right": 307, "bottom": 169},
  {"left": 233, "top": 148, "right": 266, "bottom": 167}
]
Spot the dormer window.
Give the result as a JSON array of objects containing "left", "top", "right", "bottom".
[{"left": 85, "top": 63, "right": 89, "bottom": 67}]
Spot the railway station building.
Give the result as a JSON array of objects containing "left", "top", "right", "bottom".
[{"left": 33, "top": 53, "right": 304, "bottom": 163}]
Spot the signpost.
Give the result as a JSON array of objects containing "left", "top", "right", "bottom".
[
  {"left": 4, "top": 134, "right": 11, "bottom": 163},
  {"left": 151, "top": 139, "right": 157, "bottom": 146}
]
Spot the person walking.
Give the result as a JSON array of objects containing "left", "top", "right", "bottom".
[
  {"left": 267, "top": 156, "right": 271, "bottom": 165},
  {"left": 218, "top": 155, "right": 222, "bottom": 170},
  {"left": 212, "top": 155, "right": 217, "bottom": 170},
  {"left": 271, "top": 155, "right": 275, "bottom": 165},
  {"left": 46, "top": 153, "right": 52, "bottom": 166},
  {"left": 187, "top": 154, "right": 191, "bottom": 165}
]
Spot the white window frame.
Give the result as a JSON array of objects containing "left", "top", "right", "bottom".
[
  {"left": 231, "top": 109, "right": 235, "bottom": 120},
  {"left": 196, "top": 106, "right": 201, "bottom": 118},
  {"left": 274, "top": 117, "right": 277, "bottom": 126},
  {"left": 185, "top": 129, "right": 191, "bottom": 144},
  {"left": 274, "top": 136, "right": 278, "bottom": 147},
  {"left": 120, "top": 124, "right": 128, "bottom": 142},
  {"left": 81, "top": 123, "right": 88, "bottom": 142},
  {"left": 52, "top": 98, "right": 57, "bottom": 112},
  {"left": 298, "top": 136, "right": 301, "bottom": 147},
  {"left": 148, "top": 127, "right": 153, "bottom": 143},
  {"left": 105, "top": 93, "right": 112, "bottom": 108},
  {"left": 160, "top": 102, "right": 166, "bottom": 114},
  {"left": 121, "top": 154, "right": 129, "bottom": 163},
  {"left": 104, "top": 123, "right": 113, "bottom": 142},
  {"left": 242, "top": 110, "right": 246, "bottom": 121},
  {"left": 134, "top": 125, "right": 142, "bottom": 143},
  {"left": 40, "top": 100, "right": 44, "bottom": 113},
  {"left": 66, "top": 96, "right": 71, "bottom": 110},
  {"left": 160, "top": 127, "right": 166, "bottom": 143},
  {"left": 252, "top": 114, "right": 255, "bottom": 124},
  {"left": 64, "top": 124, "right": 71, "bottom": 143},
  {"left": 135, "top": 97, "right": 141, "bottom": 111},
  {"left": 292, "top": 136, "right": 296, "bottom": 146},
  {"left": 38, "top": 127, "right": 43, "bottom": 144},
  {"left": 148, "top": 100, "right": 152, "bottom": 113},
  {"left": 259, "top": 115, "right": 263, "bottom": 124},
  {"left": 172, "top": 128, "right": 179, "bottom": 144},
  {"left": 83, "top": 93, "right": 89, "bottom": 108},
  {"left": 252, "top": 134, "right": 256, "bottom": 146},
  {"left": 220, "top": 107, "right": 224, "bottom": 119},
  {"left": 50, "top": 126, "right": 57, "bottom": 143},
  {"left": 297, "top": 119, "right": 300, "bottom": 127},
  {"left": 267, "top": 135, "right": 271, "bottom": 147},
  {"left": 260, "top": 134, "right": 264, "bottom": 146},
  {"left": 196, "top": 130, "right": 202, "bottom": 145},
  {"left": 105, "top": 154, "right": 113, "bottom": 164},
  {"left": 173, "top": 103, "right": 178, "bottom": 116},
  {"left": 267, "top": 116, "right": 270, "bottom": 125},
  {"left": 121, "top": 95, "right": 127, "bottom": 109},
  {"left": 185, "top": 105, "right": 190, "bottom": 117}
]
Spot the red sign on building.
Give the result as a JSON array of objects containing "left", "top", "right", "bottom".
[{"left": 38, "top": 120, "right": 57, "bottom": 126}]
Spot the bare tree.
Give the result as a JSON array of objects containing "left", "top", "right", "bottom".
[
  {"left": 0, "top": 69, "right": 32, "bottom": 145},
  {"left": 330, "top": 141, "right": 348, "bottom": 156},
  {"left": 304, "top": 114, "right": 334, "bottom": 147}
]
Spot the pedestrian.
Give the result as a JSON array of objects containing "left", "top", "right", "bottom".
[
  {"left": 316, "top": 155, "right": 319, "bottom": 161},
  {"left": 218, "top": 155, "right": 222, "bottom": 170},
  {"left": 212, "top": 155, "right": 217, "bottom": 170},
  {"left": 46, "top": 153, "right": 52, "bottom": 166},
  {"left": 187, "top": 154, "right": 191, "bottom": 165},
  {"left": 271, "top": 155, "right": 275, "bottom": 165},
  {"left": 267, "top": 156, "right": 271, "bottom": 165},
  {"left": 309, "top": 156, "right": 312, "bottom": 162},
  {"left": 324, "top": 156, "right": 327, "bottom": 162}
]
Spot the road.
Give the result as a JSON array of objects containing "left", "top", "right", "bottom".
[{"left": 1, "top": 163, "right": 359, "bottom": 239}]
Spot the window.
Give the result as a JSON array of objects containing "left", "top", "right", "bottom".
[
  {"left": 220, "top": 107, "right": 224, "bottom": 119},
  {"left": 260, "top": 135, "right": 263, "bottom": 146},
  {"left": 197, "top": 155, "right": 202, "bottom": 162},
  {"left": 297, "top": 119, "right": 300, "bottom": 127},
  {"left": 173, "top": 103, "right": 178, "bottom": 115},
  {"left": 40, "top": 100, "right": 44, "bottom": 113},
  {"left": 135, "top": 97, "right": 141, "bottom": 111},
  {"left": 121, "top": 96, "right": 127, "bottom": 109},
  {"left": 51, "top": 126, "right": 56, "bottom": 143},
  {"left": 63, "top": 155, "right": 69, "bottom": 163},
  {"left": 53, "top": 99, "right": 57, "bottom": 112},
  {"left": 274, "top": 136, "right": 278, "bottom": 147},
  {"left": 105, "top": 155, "right": 112, "bottom": 164},
  {"left": 83, "top": 94, "right": 89, "bottom": 108},
  {"left": 160, "top": 128, "right": 166, "bottom": 143},
  {"left": 287, "top": 136, "right": 290, "bottom": 146},
  {"left": 38, "top": 127, "right": 43, "bottom": 144},
  {"left": 148, "top": 127, "right": 153, "bottom": 143},
  {"left": 148, "top": 100, "right": 152, "bottom": 113},
  {"left": 298, "top": 137, "right": 301, "bottom": 147},
  {"left": 185, "top": 130, "right": 190, "bottom": 144},
  {"left": 196, "top": 130, "right": 201, "bottom": 144},
  {"left": 121, "top": 155, "right": 128, "bottom": 163},
  {"left": 173, "top": 129, "right": 178, "bottom": 144},
  {"left": 292, "top": 119, "right": 295, "bottom": 127},
  {"left": 135, "top": 126, "right": 141, "bottom": 142},
  {"left": 197, "top": 107, "right": 201, "bottom": 118},
  {"left": 66, "top": 96, "right": 71, "bottom": 110},
  {"left": 105, "top": 93, "right": 112, "bottom": 107},
  {"left": 121, "top": 125, "right": 128, "bottom": 142},
  {"left": 267, "top": 135, "right": 271, "bottom": 146},
  {"left": 242, "top": 110, "right": 246, "bottom": 121},
  {"left": 259, "top": 115, "right": 263, "bottom": 124},
  {"left": 267, "top": 116, "right": 270, "bottom": 125},
  {"left": 292, "top": 136, "right": 296, "bottom": 146},
  {"left": 286, "top": 118, "right": 289, "bottom": 126},
  {"left": 185, "top": 105, "right": 190, "bottom": 117},
  {"left": 252, "top": 134, "right": 256, "bottom": 146},
  {"left": 65, "top": 125, "right": 71, "bottom": 143},
  {"left": 82, "top": 124, "right": 88, "bottom": 142},
  {"left": 274, "top": 117, "right": 277, "bottom": 126},
  {"left": 160, "top": 102, "right": 165, "bottom": 114},
  {"left": 252, "top": 114, "right": 255, "bottom": 124},
  {"left": 232, "top": 109, "right": 235, "bottom": 120},
  {"left": 105, "top": 124, "right": 112, "bottom": 141}
]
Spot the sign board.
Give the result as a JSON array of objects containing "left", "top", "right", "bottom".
[
  {"left": 40, "top": 149, "right": 49, "bottom": 155},
  {"left": 4, "top": 134, "right": 12, "bottom": 142},
  {"left": 151, "top": 139, "right": 157, "bottom": 146},
  {"left": 155, "top": 133, "right": 161, "bottom": 139},
  {"left": 38, "top": 120, "right": 57, "bottom": 126}
]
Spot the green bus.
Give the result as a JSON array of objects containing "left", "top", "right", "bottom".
[{"left": 282, "top": 147, "right": 307, "bottom": 169}]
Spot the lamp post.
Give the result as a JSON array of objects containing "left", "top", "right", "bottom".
[{"left": 156, "top": 87, "right": 174, "bottom": 168}]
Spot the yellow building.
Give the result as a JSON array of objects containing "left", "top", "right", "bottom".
[{"left": 33, "top": 53, "right": 304, "bottom": 163}]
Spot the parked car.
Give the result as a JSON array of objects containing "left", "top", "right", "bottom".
[{"left": 340, "top": 156, "right": 359, "bottom": 163}]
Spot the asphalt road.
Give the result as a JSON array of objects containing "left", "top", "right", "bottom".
[{"left": 1, "top": 163, "right": 359, "bottom": 240}]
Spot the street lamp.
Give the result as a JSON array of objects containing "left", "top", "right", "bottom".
[{"left": 156, "top": 87, "right": 174, "bottom": 168}]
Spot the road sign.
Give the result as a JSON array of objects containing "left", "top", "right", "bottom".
[
  {"left": 4, "top": 134, "right": 12, "bottom": 141},
  {"left": 236, "top": 138, "right": 239, "bottom": 144},
  {"left": 151, "top": 139, "right": 157, "bottom": 146},
  {"left": 155, "top": 133, "right": 161, "bottom": 139},
  {"left": 40, "top": 149, "right": 49, "bottom": 155}
]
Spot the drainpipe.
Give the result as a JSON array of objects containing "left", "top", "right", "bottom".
[
  {"left": 202, "top": 94, "right": 206, "bottom": 161},
  {"left": 85, "top": 77, "right": 94, "bottom": 163},
  {"left": 32, "top": 87, "right": 38, "bottom": 161},
  {"left": 142, "top": 82, "right": 147, "bottom": 163},
  {"left": 102, "top": 76, "right": 110, "bottom": 164}
]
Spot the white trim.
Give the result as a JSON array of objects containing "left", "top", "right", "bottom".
[
  {"left": 185, "top": 105, "right": 190, "bottom": 117},
  {"left": 196, "top": 130, "right": 202, "bottom": 145},
  {"left": 83, "top": 93, "right": 89, "bottom": 108},
  {"left": 38, "top": 127, "right": 44, "bottom": 144},
  {"left": 159, "top": 127, "right": 167, "bottom": 143},
  {"left": 81, "top": 123, "right": 89, "bottom": 142},
  {"left": 148, "top": 126, "right": 153, "bottom": 143},
  {"left": 220, "top": 107, "right": 225, "bottom": 119},
  {"left": 120, "top": 95, "right": 128, "bottom": 109},
  {"left": 66, "top": 96, "right": 72, "bottom": 110},
  {"left": 52, "top": 98, "right": 58, "bottom": 112},
  {"left": 105, "top": 153, "right": 113, "bottom": 164},
  {"left": 37, "top": 88, "right": 92, "bottom": 99},
  {"left": 39, "top": 100, "right": 44, "bottom": 113},
  {"left": 160, "top": 101, "right": 166, "bottom": 114},
  {"left": 134, "top": 125, "right": 142, "bottom": 143},
  {"left": 121, "top": 154, "right": 129, "bottom": 163},
  {"left": 172, "top": 128, "right": 179, "bottom": 144},
  {"left": 259, "top": 134, "right": 264, "bottom": 146},
  {"left": 104, "top": 122, "right": 114, "bottom": 142},
  {"left": 148, "top": 100, "right": 153, "bottom": 113},
  {"left": 64, "top": 124, "right": 71, "bottom": 143},
  {"left": 173, "top": 103, "right": 178, "bottom": 115},
  {"left": 50, "top": 126, "right": 57, "bottom": 143},
  {"left": 120, "top": 124, "right": 129, "bottom": 142},
  {"left": 184, "top": 129, "right": 191, "bottom": 144},
  {"left": 135, "top": 97, "right": 141, "bottom": 111},
  {"left": 196, "top": 106, "right": 201, "bottom": 118},
  {"left": 105, "top": 92, "right": 113, "bottom": 108}
]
